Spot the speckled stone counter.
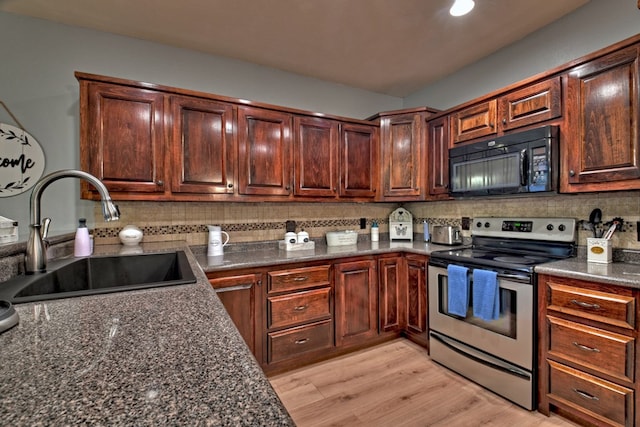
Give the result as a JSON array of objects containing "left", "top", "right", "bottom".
[
  {"left": 536, "top": 256, "right": 640, "bottom": 289},
  {"left": 0, "top": 241, "right": 294, "bottom": 426},
  {"left": 195, "top": 240, "right": 454, "bottom": 273}
]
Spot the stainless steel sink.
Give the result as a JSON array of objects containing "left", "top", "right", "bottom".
[{"left": 0, "top": 251, "right": 197, "bottom": 303}]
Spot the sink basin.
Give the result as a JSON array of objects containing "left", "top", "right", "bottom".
[{"left": 0, "top": 251, "right": 197, "bottom": 303}]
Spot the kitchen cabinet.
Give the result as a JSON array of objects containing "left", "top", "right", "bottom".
[
  {"left": 405, "top": 254, "right": 428, "bottom": 348},
  {"left": 79, "top": 80, "right": 166, "bottom": 198},
  {"left": 426, "top": 115, "right": 450, "bottom": 198},
  {"left": 562, "top": 44, "right": 640, "bottom": 192},
  {"left": 339, "top": 123, "right": 379, "bottom": 199},
  {"left": 379, "top": 111, "right": 424, "bottom": 200},
  {"left": 293, "top": 116, "right": 339, "bottom": 198},
  {"left": 451, "top": 77, "right": 562, "bottom": 146},
  {"left": 237, "top": 106, "right": 293, "bottom": 197},
  {"left": 265, "top": 265, "right": 333, "bottom": 368},
  {"left": 378, "top": 255, "right": 406, "bottom": 334},
  {"left": 169, "top": 95, "right": 236, "bottom": 194},
  {"left": 209, "top": 273, "right": 263, "bottom": 361},
  {"left": 538, "top": 274, "right": 638, "bottom": 427},
  {"left": 334, "top": 258, "right": 379, "bottom": 347}
]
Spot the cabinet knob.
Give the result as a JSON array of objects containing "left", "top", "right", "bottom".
[
  {"left": 502, "top": 118, "right": 507, "bottom": 125},
  {"left": 489, "top": 123, "right": 495, "bottom": 128},
  {"left": 227, "top": 183, "right": 233, "bottom": 189},
  {"left": 156, "top": 180, "right": 164, "bottom": 186},
  {"left": 569, "top": 170, "right": 576, "bottom": 177}
]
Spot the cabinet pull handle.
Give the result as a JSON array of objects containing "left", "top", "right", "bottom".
[
  {"left": 572, "top": 342, "right": 600, "bottom": 353},
  {"left": 293, "top": 305, "right": 308, "bottom": 311},
  {"left": 295, "top": 338, "right": 309, "bottom": 345},
  {"left": 570, "top": 299, "right": 601, "bottom": 310},
  {"left": 293, "top": 276, "right": 308, "bottom": 282},
  {"left": 573, "top": 389, "right": 599, "bottom": 401}
]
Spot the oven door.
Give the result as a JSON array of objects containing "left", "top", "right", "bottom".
[{"left": 427, "top": 264, "right": 533, "bottom": 370}]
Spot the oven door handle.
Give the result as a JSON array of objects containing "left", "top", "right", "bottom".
[
  {"left": 497, "top": 273, "right": 531, "bottom": 283},
  {"left": 430, "top": 331, "right": 531, "bottom": 380}
]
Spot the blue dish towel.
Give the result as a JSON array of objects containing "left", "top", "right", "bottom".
[
  {"left": 472, "top": 269, "right": 500, "bottom": 321},
  {"left": 447, "top": 264, "right": 469, "bottom": 317}
]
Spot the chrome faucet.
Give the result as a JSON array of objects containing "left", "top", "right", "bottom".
[{"left": 25, "top": 169, "right": 120, "bottom": 274}]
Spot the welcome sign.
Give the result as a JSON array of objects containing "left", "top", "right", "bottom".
[{"left": 0, "top": 123, "right": 45, "bottom": 197}]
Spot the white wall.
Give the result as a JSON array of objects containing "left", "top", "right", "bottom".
[
  {"left": 404, "top": 0, "right": 640, "bottom": 110},
  {"left": 0, "top": 12, "right": 402, "bottom": 238}
]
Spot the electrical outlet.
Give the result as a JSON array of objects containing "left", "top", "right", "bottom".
[
  {"left": 461, "top": 217, "right": 471, "bottom": 230},
  {"left": 360, "top": 218, "right": 367, "bottom": 229}
]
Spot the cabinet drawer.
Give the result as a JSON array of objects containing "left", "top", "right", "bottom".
[
  {"left": 268, "top": 287, "right": 331, "bottom": 329},
  {"left": 547, "top": 282, "right": 635, "bottom": 330},
  {"left": 267, "top": 320, "right": 333, "bottom": 363},
  {"left": 548, "top": 360, "right": 634, "bottom": 426},
  {"left": 548, "top": 316, "right": 635, "bottom": 383},
  {"left": 268, "top": 265, "right": 331, "bottom": 293}
]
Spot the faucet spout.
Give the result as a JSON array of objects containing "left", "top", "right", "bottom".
[{"left": 25, "top": 169, "right": 120, "bottom": 274}]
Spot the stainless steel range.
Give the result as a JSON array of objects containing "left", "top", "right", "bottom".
[{"left": 428, "top": 217, "right": 576, "bottom": 410}]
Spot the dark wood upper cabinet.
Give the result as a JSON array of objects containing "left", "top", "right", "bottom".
[
  {"left": 169, "top": 95, "right": 236, "bottom": 194},
  {"left": 451, "top": 99, "right": 497, "bottom": 144},
  {"left": 339, "top": 123, "right": 379, "bottom": 199},
  {"left": 498, "top": 77, "right": 562, "bottom": 131},
  {"left": 426, "top": 115, "right": 450, "bottom": 198},
  {"left": 562, "top": 44, "right": 640, "bottom": 192},
  {"left": 80, "top": 81, "right": 166, "bottom": 197},
  {"left": 380, "top": 112, "right": 423, "bottom": 200},
  {"left": 293, "top": 116, "right": 339, "bottom": 198},
  {"left": 237, "top": 106, "right": 292, "bottom": 196}
]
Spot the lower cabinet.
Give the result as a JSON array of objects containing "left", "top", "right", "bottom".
[
  {"left": 538, "top": 274, "right": 638, "bottom": 427},
  {"left": 206, "top": 252, "right": 429, "bottom": 374},
  {"left": 208, "top": 273, "right": 263, "bottom": 362},
  {"left": 334, "top": 258, "right": 379, "bottom": 347}
]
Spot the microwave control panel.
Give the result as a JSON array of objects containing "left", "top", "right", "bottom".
[{"left": 530, "top": 146, "right": 549, "bottom": 189}]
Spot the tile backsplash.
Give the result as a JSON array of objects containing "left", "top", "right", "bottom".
[{"left": 91, "top": 191, "right": 640, "bottom": 251}]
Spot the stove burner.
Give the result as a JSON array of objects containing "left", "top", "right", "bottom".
[{"left": 492, "top": 256, "right": 537, "bottom": 264}]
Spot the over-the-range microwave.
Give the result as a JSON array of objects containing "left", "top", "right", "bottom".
[{"left": 448, "top": 125, "right": 558, "bottom": 197}]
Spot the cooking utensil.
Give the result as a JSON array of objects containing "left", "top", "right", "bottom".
[
  {"left": 604, "top": 222, "right": 618, "bottom": 240},
  {"left": 588, "top": 208, "right": 602, "bottom": 237}
]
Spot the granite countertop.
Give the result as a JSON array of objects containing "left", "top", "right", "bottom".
[
  {"left": 0, "top": 241, "right": 294, "bottom": 426},
  {"left": 536, "top": 257, "right": 640, "bottom": 289},
  {"left": 196, "top": 240, "right": 454, "bottom": 273}
]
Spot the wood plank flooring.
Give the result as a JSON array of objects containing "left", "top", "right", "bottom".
[{"left": 269, "top": 339, "right": 580, "bottom": 427}]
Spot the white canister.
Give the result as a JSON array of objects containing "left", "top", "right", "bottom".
[
  {"left": 297, "top": 230, "right": 309, "bottom": 243},
  {"left": 207, "top": 225, "right": 230, "bottom": 256},
  {"left": 119, "top": 225, "right": 143, "bottom": 246},
  {"left": 285, "top": 232, "right": 297, "bottom": 244}
]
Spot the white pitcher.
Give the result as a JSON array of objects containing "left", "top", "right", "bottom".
[{"left": 207, "top": 225, "right": 230, "bottom": 256}]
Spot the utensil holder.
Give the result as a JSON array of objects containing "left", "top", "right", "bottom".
[{"left": 587, "top": 238, "right": 612, "bottom": 263}]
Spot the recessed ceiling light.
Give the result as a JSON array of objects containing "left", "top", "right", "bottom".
[{"left": 450, "top": 0, "right": 475, "bottom": 16}]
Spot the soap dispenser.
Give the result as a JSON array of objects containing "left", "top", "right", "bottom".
[
  {"left": 371, "top": 221, "right": 379, "bottom": 242},
  {"left": 74, "top": 218, "right": 92, "bottom": 257}
]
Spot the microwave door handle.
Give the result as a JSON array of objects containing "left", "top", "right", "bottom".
[{"left": 520, "top": 149, "right": 528, "bottom": 186}]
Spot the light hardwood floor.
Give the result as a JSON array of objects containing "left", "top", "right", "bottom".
[{"left": 269, "top": 339, "right": 580, "bottom": 427}]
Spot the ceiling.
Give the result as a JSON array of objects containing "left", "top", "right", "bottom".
[{"left": 0, "top": 0, "right": 589, "bottom": 97}]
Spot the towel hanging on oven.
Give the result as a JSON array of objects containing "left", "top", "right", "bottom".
[
  {"left": 472, "top": 269, "right": 500, "bottom": 321},
  {"left": 447, "top": 264, "right": 469, "bottom": 317}
]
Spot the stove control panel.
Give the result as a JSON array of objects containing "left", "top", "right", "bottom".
[{"left": 473, "top": 217, "right": 576, "bottom": 242}]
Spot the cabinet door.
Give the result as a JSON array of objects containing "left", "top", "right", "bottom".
[
  {"left": 426, "top": 115, "right": 450, "bottom": 198},
  {"left": 293, "top": 116, "right": 339, "bottom": 197},
  {"left": 497, "top": 77, "right": 562, "bottom": 131},
  {"left": 209, "top": 273, "right": 263, "bottom": 361},
  {"left": 339, "top": 123, "right": 379, "bottom": 199},
  {"left": 563, "top": 45, "right": 640, "bottom": 192},
  {"left": 406, "top": 254, "right": 428, "bottom": 342},
  {"left": 81, "top": 81, "right": 165, "bottom": 195},
  {"left": 170, "top": 96, "right": 235, "bottom": 194},
  {"left": 237, "top": 106, "right": 292, "bottom": 196},
  {"left": 380, "top": 113, "right": 422, "bottom": 199},
  {"left": 451, "top": 99, "right": 497, "bottom": 144},
  {"left": 378, "top": 256, "right": 406, "bottom": 333},
  {"left": 334, "top": 259, "right": 378, "bottom": 346}
]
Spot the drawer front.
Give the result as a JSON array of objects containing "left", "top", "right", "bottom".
[
  {"left": 268, "top": 287, "right": 331, "bottom": 329},
  {"left": 548, "top": 360, "right": 634, "bottom": 426},
  {"left": 267, "top": 320, "right": 333, "bottom": 363},
  {"left": 547, "top": 282, "right": 635, "bottom": 330},
  {"left": 548, "top": 316, "right": 635, "bottom": 382},
  {"left": 268, "top": 265, "right": 331, "bottom": 293}
]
